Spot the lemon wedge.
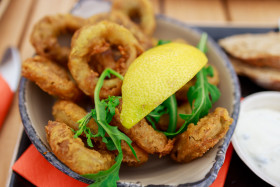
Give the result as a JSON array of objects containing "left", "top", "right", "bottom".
[{"left": 120, "top": 42, "right": 207, "bottom": 129}]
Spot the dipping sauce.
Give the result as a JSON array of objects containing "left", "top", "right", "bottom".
[{"left": 235, "top": 108, "right": 280, "bottom": 184}]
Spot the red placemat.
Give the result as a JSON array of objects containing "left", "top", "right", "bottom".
[{"left": 12, "top": 143, "right": 233, "bottom": 187}]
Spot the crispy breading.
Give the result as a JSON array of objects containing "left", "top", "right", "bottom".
[
  {"left": 111, "top": 100, "right": 175, "bottom": 157},
  {"left": 112, "top": 0, "right": 155, "bottom": 36},
  {"left": 52, "top": 100, "right": 148, "bottom": 166},
  {"left": 30, "top": 14, "right": 85, "bottom": 66},
  {"left": 22, "top": 56, "right": 83, "bottom": 101},
  {"left": 45, "top": 121, "right": 115, "bottom": 175},
  {"left": 121, "top": 141, "right": 148, "bottom": 167},
  {"left": 69, "top": 21, "right": 143, "bottom": 99},
  {"left": 87, "top": 11, "right": 154, "bottom": 50},
  {"left": 52, "top": 100, "right": 98, "bottom": 133},
  {"left": 171, "top": 107, "right": 233, "bottom": 163}
]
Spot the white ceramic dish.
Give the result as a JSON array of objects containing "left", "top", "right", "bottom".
[
  {"left": 18, "top": 0, "right": 240, "bottom": 186},
  {"left": 232, "top": 91, "right": 280, "bottom": 187}
]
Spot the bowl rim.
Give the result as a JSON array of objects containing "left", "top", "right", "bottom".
[
  {"left": 232, "top": 91, "right": 280, "bottom": 187},
  {"left": 18, "top": 13, "right": 241, "bottom": 187}
]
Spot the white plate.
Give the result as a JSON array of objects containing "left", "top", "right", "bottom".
[{"left": 232, "top": 91, "right": 280, "bottom": 187}]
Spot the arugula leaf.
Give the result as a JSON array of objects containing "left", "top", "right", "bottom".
[
  {"left": 148, "top": 33, "right": 221, "bottom": 138},
  {"left": 146, "top": 40, "right": 178, "bottom": 133},
  {"left": 157, "top": 40, "right": 171, "bottom": 45},
  {"left": 179, "top": 65, "right": 221, "bottom": 125},
  {"left": 74, "top": 68, "right": 138, "bottom": 187},
  {"left": 74, "top": 113, "right": 94, "bottom": 147},
  {"left": 146, "top": 104, "right": 168, "bottom": 129}
]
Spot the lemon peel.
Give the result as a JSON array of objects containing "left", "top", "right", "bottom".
[{"left": 120, "top": 42, "right": 208, "bottom": 129}]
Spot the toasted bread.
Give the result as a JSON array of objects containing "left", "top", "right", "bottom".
[
  {"left": 230, "top": 56, "right": 280, "bottom": 90},
  {"left": 219, "top": 32, "right": 280, "bottom": 69}
]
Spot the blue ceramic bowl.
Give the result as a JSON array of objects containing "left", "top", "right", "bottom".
[{"left": 19, "top": 1, "right": 240, "bottom": 186}]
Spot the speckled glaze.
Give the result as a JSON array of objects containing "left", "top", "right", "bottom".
[{"left": 18, "top": 1, "right": 240, "bottom": 186}]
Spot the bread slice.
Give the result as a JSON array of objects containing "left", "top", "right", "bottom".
[
  {"left": 219, "top": 32, "right": 280, "bottom": 69},
  {"left": 230, "top": 56, "right": 280, "bottom": 90}
]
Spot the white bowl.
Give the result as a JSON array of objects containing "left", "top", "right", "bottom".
[
  {"left": 232, "top": 91, "right": 280, "bottom": 186},
  {"left": 18, "top": 1, "right": 240, "bottom": 186}
]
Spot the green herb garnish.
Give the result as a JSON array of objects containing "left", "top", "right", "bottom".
[
  {"left": 74, "top": 68, "right": 137, "bottom": 187},
  {"left": 157, "top": 39, "right": 171, "bottom": 45},
  {"left": 146, "top": 40, "right": 178, "bottom": 133},
  {"left": 148, "top": 33, "right": 221, "bottom": 138}
]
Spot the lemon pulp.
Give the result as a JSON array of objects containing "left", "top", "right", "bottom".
[{"left": 120, "top": 42, "right": 207, "bottom": 129}]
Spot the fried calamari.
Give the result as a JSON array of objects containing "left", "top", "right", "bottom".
[
  {"left": 52, "top": 100, "right": 98, "bottom": 134},
  {"left": 112, "top": 0, "right": 155, "bottom": 36},
  {"left": 30, "top": 14, "right": 85, "bottom": 66},
  {"left": 171, "top": 107, "right": 233, "bottom": 163},
  {"left": 87, "top": 11, "right": 154, "bottom": 50},
  {"left": 69, "top": 21, "right": 143, "bottom": 99},
  {"left": 45, "top": 121, "right": 115, "bottom": 175},
  {"left": 111, "top": 100, "right": 175, "bottom": 157},
  {"left": 52, "top": 100, "right": 149, "bottom": 166},
  {"left": 22, "top": 56, "right": 83, "bottom": 101}
]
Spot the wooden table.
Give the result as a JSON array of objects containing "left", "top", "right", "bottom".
[{"left": 0, "top": 0, "right": 279, "bottom": 186}]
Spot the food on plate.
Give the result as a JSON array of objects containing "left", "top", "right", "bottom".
[
  {"left": 171, "top": 107, "right": 233, "bottom": 162},
  {"left": 68, "top": 21, "right": 143, "bottom": 99},
  {"left": 219, "top": 32, "right": 280, "bottom": 90},
  {"left": 175, "top": 65, "right": 220, "bottom": 101},
  {"left": 21, "top": 0, "right": 233, "bottom": 186},
  {"left": 87, "top": 11, "right": 154, "bottom": 50},
  {"left": 52, "top": 100, "right": 99, "bottom": 135},
  {"left": 121, "top": 141, "right": 149, "bottom": 167},
  {"left": 112, "top": 0, "right": 155, "bottom": 36},
  {"left": 45, "top": 121, "right": 115, "bottom": 175},
  {"left": 120, "top": 42, "right": 208, "bottom": 129},
  {"left": 22, "top": 56, "right": 83, "bottom": 101},
  {"left": 52, "top": 100, "right": 149, "bottom": 166},
  {"left": 157, "top": 101, "right": 192, "bottom": 131},
  {"left": 30, "top": 14, "right": 86, "bottom": 66},
  {"left": 111, "top": 99, "right": 175, "bottom": 156}
]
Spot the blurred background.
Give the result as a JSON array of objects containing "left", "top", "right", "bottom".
[{"left": 0, "top": 0, "right": 279, "bottom": 186}]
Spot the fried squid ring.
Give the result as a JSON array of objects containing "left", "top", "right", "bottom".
[
  {"left": 52, "top": 100, "right": 149, "bottom": 166},
  {"left": 69, "top": 21, "right": 143, "bottom": 99},
  {"left": 87, "top": 11, "right": 154, "bottom": 50},
  {"left": 112, "top": 0, "right": 155, "bottom": 36},
  {"left": 45, "top": 121, "right": 115, "bottom": 175},
  {"left": 22, "top": 56, "right": 83, "bottom": 101},
  {"left": 30, "top": 14, "right": 85, "bottom": 66},
  {"left": 171, "top": 108, "right": 233, "bottom": 163},
  {"left": 52, "top": 100, "right": 99, "bottom": 134},
  {"left": 111, "top": 100, "right": 175, "bottom": 157}
]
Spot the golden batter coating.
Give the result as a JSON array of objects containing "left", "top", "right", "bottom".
[
  {"left": 112, "top": 0, "right": 156, "bottom": 36},
  {"left": 171, "top": 107, "right": 233, "bottom": 163},
  {"left": 121, "top": 141, "right": 149, "bottom": 167},
  {"left": 22, "top": 56, "right": 83, "bottom": 101},
  {"left": 69, "top": 21, "right": 143, "bottom": 99},
  {"left": 52, "top": 100, "right": 98, "bottom": 134},
  {"left": 87, "top": 11, "right": 154, "bottom": 50},
  {"left": 45, "top": 121, "right": 115, "bottom": 175},
  {"left": 111, "top": 100, "right": 175, "bottom": 157},
  {"left": 52, "top": 100, "right": 148, "bottom": 166},
  {"left": 30, "top": 14, "right": 85, "bottom": 66}
]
